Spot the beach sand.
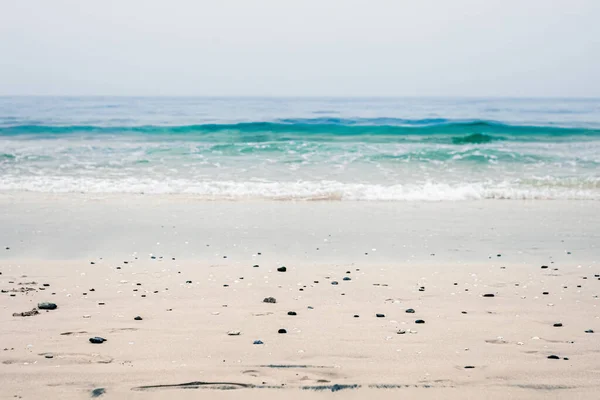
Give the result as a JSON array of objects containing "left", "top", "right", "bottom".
[{"left": 1, "top": 194, "right": 599, "bottom": 399}]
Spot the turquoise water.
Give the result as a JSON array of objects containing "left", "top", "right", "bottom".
[{"left": 1, "top": 97, "right": 599, "bottom": 200}]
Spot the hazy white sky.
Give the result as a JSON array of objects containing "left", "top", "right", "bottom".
[{"left": 0, "top": 0, "right": 598, "bottom": 97}]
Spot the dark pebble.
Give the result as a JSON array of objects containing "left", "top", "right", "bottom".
[
  {"left": 287, "top": 311, "right": 297, "bottom": 316},
  {"left": 343, "top": 277, "right": 351, "bottom": 281},
  {"left": 543, "top": 292, "right": 549, "bottom": 295},
  {"left": 541, "top": 265, "right": 548, "bottom": 269},
  {"left": 553, "top": 323, "right": 563, "bottom": 327},
  {"left": 91, "top": 388, "right": 106, "bottom": 398},
  {"left": 464, "top": 365, "right": 475, "bottom": 369},
  {"left": 253, "top": 340, "right": 264, "bottom": 345},
  {"left": 38, "top": 302, "right": 57, "bottom": 310},
  {"left": 89, "top": 337, "right": 106, "bottom": 344},
  {"left": 186, "top": 281, "right": 192, "bottom": 284},
  {"left": 331, "top": 281, "right": 339, "bottom": 285},
  {"left": 483, "top": 294, "right": 495, "bottom": 297},
  {"left": 354, "top": 315, "right": 359, "bottom": 318},
  {"left": 42, "top": 283, "right": 50, "bottom": 287},
  {"left": 134, "top": 316, "right": 143, "bottom": 321},
  {"left": 277, "top": 266, "right": 287, "bottom": 272},
  {"left": 278, "top": 329, "right": 287, "bottom": 334},
  {"left": 585, "top": 329, "right": 594, "bottom": 333},
  {"left": 547, "top": 355, "right": 560, "bottom": 360},
  {"left": 253, "top": 265, "right": 259, "bottom": 268},
  {"left": 461, "top": 311, "right": 468, "bottom": 314},
  {"left": 415, "top": 319, "right": 425, "bottom": 324},
  {"left": 405, "top": 308, "right": 415, "bottom": 313},
  {"left": 263, "top": 297, "right": 277, "bottom": 303},
  {"left": 376, "top": 313, "right": 385, "bottom": 318},
  {"left": 418, "top": 287, "right": 425, "bottom": 292}
]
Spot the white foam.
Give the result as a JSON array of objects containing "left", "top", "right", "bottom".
[{"left": 0, "top": 177, "right": 598, "bottom": 201}]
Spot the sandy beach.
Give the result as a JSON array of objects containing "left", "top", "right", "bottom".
[{"left": 0, "top": 194, "right": 598, "bottom": 399}]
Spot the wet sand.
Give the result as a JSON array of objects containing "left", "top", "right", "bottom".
[{"left": 1, "top": 194, "right": 599, "bottom": 399}]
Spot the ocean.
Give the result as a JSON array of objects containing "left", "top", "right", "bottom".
[{"left": 1, "top": 97, "right": 599, "bottom": 200}]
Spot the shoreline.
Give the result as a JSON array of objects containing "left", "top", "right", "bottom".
[{"left": 1, "top": 195, "right": 599, "bottom": 399}]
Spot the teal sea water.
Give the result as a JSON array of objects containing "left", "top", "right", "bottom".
[{"left": 1, "top": 97, "right": 599, "bottom": 200}]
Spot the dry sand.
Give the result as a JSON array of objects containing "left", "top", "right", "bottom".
[{"left": 1, "top": 194, "right": 599, "bottom": 399}]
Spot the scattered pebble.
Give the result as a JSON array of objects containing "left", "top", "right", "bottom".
[
  {"left": 89, "top": 337, "right": 106, "bottom": 344},
  {"left": 278, "top": 329, "right": 287, "bottom": 334},
  {"left": 37, "top": 302, "right": 57, "bottom": 310},
  {"left": 263, "top": 297, "right": 277, "bottom": 303}
]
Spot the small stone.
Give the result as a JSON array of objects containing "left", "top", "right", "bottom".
[
  {"left": 278, "top": 329, "right": 287, "bottom": 334},
  {"left": 287, "top": 311, "right": 297, "bottom": 316},
  {"left": 45, "top": 354, "right": 53, "bottom": 359},
  {"left": 227, "top": 330, "right": 241, "bottom": 336},
  {"left": 343, "top": 277, "right": 351, "bottom": 281},
  {"left": 464, "top": 365, "right": 475, "bottom": 369},
  {"left": 263, "top": 297, "right": 277, "bottom": 303},
  {"left": 42, "top": 283, "right": 50, "bottom": 287},
  {"left": 253, "top": 340, "right": 264, "bottom": 345},
  {"left": 482, "top": 294, "right": 495, "bottom": 298},
  {"left": 585, "top": 329, "right": 594, "bottom": 333},
  {"left": 415, "top": 319, "right": 425, "bottom": 324},
  {"left": 185, "top": 280, "right": 192, "bottom": 284},
  {"left": 397, "top": 329, "right": 406, "bottom": 334},
  {"left": 89, "top": 337, "right": 106, "bottom": 344},
  {"left": 418, "top": 287, "right": 425, "bottom": 292},
  {"left": 376, "top": 313, "right": 385, "bottom": 318},
  {"left": 277, "top": 266, "right": 287, "bottom": 272},
  {"left": 405, "top": 308, "right": 415, "bottom": 314},
  {"left": 253, "top": 265, "right": 259, "bottom": 268},
  {"left": 37, "top": 302, "right": 57, "bottom": 310},
  {"left": 461, "top": 311, "right": 468, "bottom": 314},
  {"left": 91, "top": 388, "right": 106, "bottom": 398},
  {"left": 134, "top": 316, "right": 143, "bottom": 321},
  {"left": 541, "top": 265, "right": 548, "bottom": 269},
  {"left": 547, "top": 355, "right": 560, "bottom": 360},
  {"left": 331, "top": 281, "right": 339, "bottom": 285},
  {"left": 353, "top": 315, "right": 359, "bottom": 318},
  {"left": 543, "top": 292, "right": 549, "bottom": 295},
  {"left": 553, "top": 323, "right": 563, "bottom": 327}
]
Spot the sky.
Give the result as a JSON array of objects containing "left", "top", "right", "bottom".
[{"left": 0, "top": 0, "right": 599, "bottom": 97}]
